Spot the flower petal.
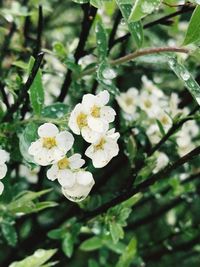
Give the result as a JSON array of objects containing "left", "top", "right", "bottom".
[
  {"left": 81, "top": 126, "right": 100, "bottom": 143},
  {"left": 87, "top": 116, "right": 107, "bottom": 133},
  {"left": 68, "top": 104, "right": 84, "bottom": 134},
  {"left": 38, "top": 123, "right": 59, "bottom": 137},
  {"left": 47, "top": 164, "right": 59, "bottom": 181},
  {"left": 69, "top": 154, "right": 85, "bottom": 169},
  {"left": 58, "top": 169, "right": 75, "bottom": 188},
  {"left": 0, "top": 181, "right": 4, "bottom": 195},
  {"left": 82, "top": 94, "right": 96, "bottom": 112},
  {"left": 76, "top": 170, "right": 94, "bottom": 186},
  {"left": 96, "top": 90, "right": 109, "bottom": 106},
  {"left": 0, "top": 149, "right": 9, "bottom": 164},
  {"left": 28, "top": 140, "right": 43, "bottom": 156},
  {"left": 56, "top": 131, "right": 74, "bottom": 152},
  {"left": 100, "top": 106, "right": 116, "bottom": 123},
  {"left": 0, "top": 164, "right": 7, "bottom": 179}
]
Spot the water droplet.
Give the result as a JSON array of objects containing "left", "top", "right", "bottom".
[
  {"left": 141, "top": 2, "right": 154, "bottom": 14},
  {"left": 120, "top": 18, "right": 126, "bottom": 25},
  {"left": 168, "top": 58, "right": 176, "bottom": 68},
  {"left": 180, "top": 71, "right": 190, "bottom": 81},
  {"left": 102, "top": 68, "right": 117, "bottom": 80}
]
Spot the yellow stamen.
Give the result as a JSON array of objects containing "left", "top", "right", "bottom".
[
  {"left": 57, "top": 157, "right": 69, "bottom": 170},
  {"left": 94, "top": 138, "right": 106, "bottom": 151},
  {"left": 144, "top": 99, "right": 152, "bottom": 108},
  {"left": 77, "top": 113, "right": 88, "bottom": 128},
  {"left": 43, "top": 137, "right": 57, "bottom": 149},
  {"left": 161, "top": 116, "right": 169, "bottom": 125},
  {"left": 125, "top": 97, "right": 133, "bottom": 106},
  {"left": 91, "top": 105, "right": 100, "bottom": 118}
]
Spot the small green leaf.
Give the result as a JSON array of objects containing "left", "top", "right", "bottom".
[
  {"left": 72, "top": 0, "right": 89, "bottom": 3},
  {"left": 62, "top": 233, "right": 74, "bottom": 258},
  {"left": 28, "top": 57, "right": 44, "bottom": 116},
  {"left": 41, "top": 103, "right": 69, "bottom": 119},
  {"left": 183, "top": 6, "right": 200, "bottom": 45},
  {"left": 96, "top": 21, "right": 108, "bottom": 61},
  {"left": 109, "top": 221, "right": 124, "bottom": 244},
  {"left": 47, "top": 228, "right": 65, "bottom": 240},
  {"left": 1, "top": 221, "right": 17, "bottom": 247},
  {"left": 129, "top": 0, "right": 161, "bottom": 22},
  {"left": 115, "top": 0, "right": 143, "bottom": 48},
  {"left": 80, "top": 236, "right": 103, "bottom": 251},
  {"left": 9, "top": 249, "right": 57, "bottom": 267},
  {"left": 168, "top": 57, "right": 200, "bottom": 106},
  {"left": 116, "top": 237, "right": 137, "bottom": 267}
]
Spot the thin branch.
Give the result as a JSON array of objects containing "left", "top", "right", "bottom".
[
  {"left": 57, "top": 4, "right": 97, "bottom": 102},
  {"left": 33, "top": 5, "right": 43, "bottom": 58},
  {"left": 112, "top": 5, "right": 194, "bottom": 47},
  {"left": 79, "top": 145, "right": 200, "bottom": 222},
  {"left": 1, "top": 52, "right": 44, "bottom": 122},
  {"left": 81, "top": 46, "right": 189, "bottom": 77}
]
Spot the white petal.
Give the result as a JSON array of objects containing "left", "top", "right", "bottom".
[
  {"left": 0, "top": 181, "right": 4, "bottom": 195},
  {"left": 96, "top": 90, "right": 109, "bottom": 106},
  {"left": 87, "top": 116, "right": 107, "bottom": 133},
  {"left": 0, "top": 149, "right": 9, "bottom": 164},
  {"left": 33, "top": 148, "right": 50, "bottom": 166},
  {"left": 0, "top": 164, "right": 7, "bottom": 179},
  {"left": 47, "top": 165, "right": 59, "bottom": 181},
  {"left": 81, "top": 126, "right": 101, "bottom": 143},
  {"left": 58, "top": 169, "right": 75, "bottom": 188},
  {"left": 82, "top": 94, "right": 96, "bottom": 112},
  {"left": 76, "top": 170, "right": 94, "bottom": 186},
  {"left": 69, "top": 154, "right": 85, "bottom": 169},
  {"left": 100, "top": 106, "right": 116, "bottom": 122},
  {"left": 56, "top": 131, "right": 74, "bottom": 152},
  {"left": 28, "top": 140, "right": 43, "bottom": 156},
  {"left": 68, "top": 104, "right": 84, "bottom": 134},
  {"left": 86, "top": 148, "right": 109, "bottom": 168},
  {"left": 38, "top": 123, "right": 59, "bottom": 137}
]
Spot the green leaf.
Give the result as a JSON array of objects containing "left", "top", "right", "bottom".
[
  {"left": 109, "top": 221, "right": 124, "bottom": 244},
  {"left": 183, "top": 6, "right": 200, "bottom": 45},
  {"left": 41, "top": 103, "right": 69, "bottom": 119},
  {"left": 115, "top": 0, "right": 143, "bottom": 48},
  {"left": 122, "top": 193, "right": 143, "bottom": 208},
  {"left": 9, "top": 249, "right": 57, "bottom": 267},
  {"left": 80, "top": 236, "right": 103, "bottom": 251},
  {"left": 72, "top": 0, "right": 89, "bottom": 3},
  {"left": 1, "top": 221, "right": 17, "bottom": 247},
  {"left": 47, "top": 228, "right": 65, "bottom": 240},
  {"left": 90, "top": 0, "right": 102, "bottom": 8},
  {"left": 28, "top": 57, "right": 44, "bottom": 116},
  {"left": 62, "top": 233, "right": 74, "bottom": 258},
  {"left": 168, "top": 57, "right": 200, "bottom": 106},
  {"left": 96, "top": 21, "right": 108, "bottom": 61},
  {"left": 128, "top": 0, "right": 161, "bottom": 22},
  {"left": 116, "top": 237, "right": 137, "bottom": 267}
]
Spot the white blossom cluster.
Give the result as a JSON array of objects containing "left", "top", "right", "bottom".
[
  {"left": 0, "top": 149, "right": 10, "bottom": 195},
  {"left": 116, "top": 76, "right": 199, "bottom": 169},
  {"left": 28, "top": 90, "right": 119, "bottom": 202}
]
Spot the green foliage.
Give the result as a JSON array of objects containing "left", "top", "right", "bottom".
[
  {"left": 116, "top": 237, "right": 137, "bottom": 267},
  {"left": 9, "top": 249, "right": 57, "bottom": 267},
  {"left": 183, "top": 6, "right": 200, "bottom": 45}
]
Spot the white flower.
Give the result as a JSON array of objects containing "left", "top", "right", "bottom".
[
  {"left": 19, "top": 165, "right": 40, "bottom": 184},
  {"left": 142, "top": 75, "right": 164, "bottom": 98},
  {"left": 147, "top": 124, "right": 161, "bottom": 144},
  {"left": 0, "top": 149, "right": 10, "bottom": 195},
  {"left": 69, "top": 90, "right": 116, "bottom": 143},
  {"left": 139, "top": 91, "right": 161, "bottom": 118},
  {"left": 85, "top": 129, "right": 120, "bottom": 168},
  {"left": 47, "top": 153, "right": 85, "bottom": 183},
  {"left": 153, "top": 152, "right": 169, "bottom": 173},
  {"left": 61, "top": 170, "right": 95, "bottom": 202},
  {"left": 156, "top": 111, "right": 172, "bottom": 131},
  {"left": 28, "top": 123, "right": 74, "bottom": 166},
  {"left": 116, "top": 87, "right": 138, "bottom": 115}
]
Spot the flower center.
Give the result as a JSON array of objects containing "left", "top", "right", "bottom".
[
  {"left": 42, "top": 137, "right": 57, "bottom": 149},
  {"left": 77, "top": 113, "right": 88, "bottom": 128},
  {"left": 58, "top": 157, "right": 69, "bottom": 170},
  {"left": 144, "top": 99, "right": 152, "bottom": 108},
  {"left": 161, "top": 116, "right": 169, "bottom": 125},
  {"left": 91, "top": 105, "right": 100, "bottom": 118},
  {"left": 125, "top": 97, "right": 133, "bottom": 106},
  {"left": 94, "top": 138, "right": 106, "bottom": 151}
]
